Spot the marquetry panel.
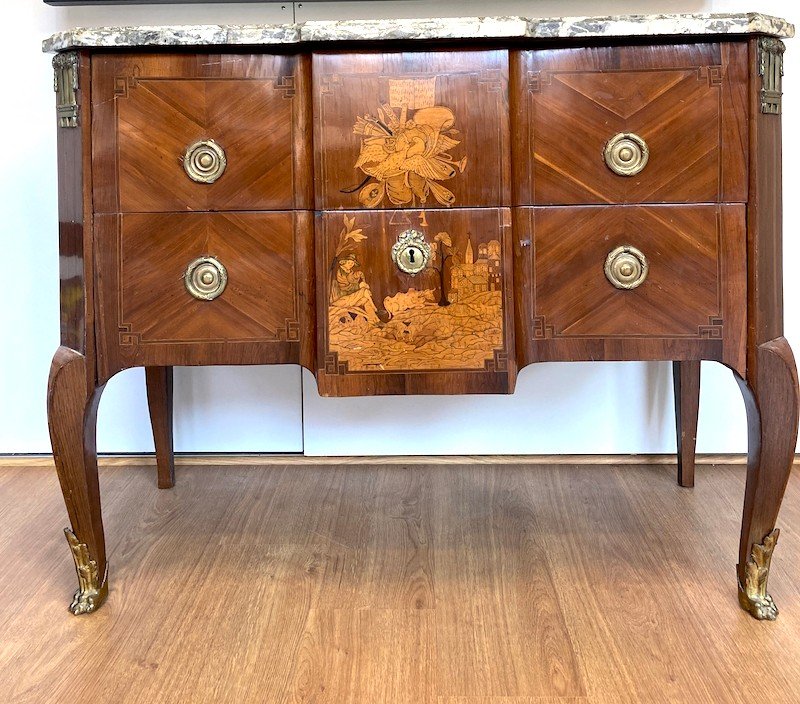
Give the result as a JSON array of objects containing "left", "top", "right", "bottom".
[
  {"left": 514, "top": 205, "right": 746, "bottom": 372},
  {"left": 316, "top": 208, "right": 515, "bottom": 396},
  {"left": 511, "top": 42, "right": 748, "bottom": 205},
  {"left": 91, "top": 53, "right": 312, "bottom": 213},
  {"left": 94, "top": 212, "right": 315, "bottom": 383},
  {"left": 313, "top": 51, "right": 510, "bottom": 210}
]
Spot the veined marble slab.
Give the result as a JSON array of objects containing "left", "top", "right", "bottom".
[{"left": 43, "top": 12, "right": 793, "bottom": 53}]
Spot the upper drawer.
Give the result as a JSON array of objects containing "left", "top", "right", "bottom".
[
  {"left": 92, "top": 54, "right": 312, "bottom": 213},
  {"left": 313, "top": 50, "right": 510, "bottom": 210},
  {"left": 512, "top": 43, "right": 748, "bottom": 205}
]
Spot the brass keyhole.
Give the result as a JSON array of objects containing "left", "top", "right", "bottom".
[{"left": 392, "top": 230, "right": 431, "bottom": 275}]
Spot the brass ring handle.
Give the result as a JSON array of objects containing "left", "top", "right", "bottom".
[
  {"left": 184, "top": 256, "right": 228, "bottom": 300},
  {"left": 604, "top": 245, "right": 648, "bottom": 290},
  {"left": 391, "top": 229, "right": 431, "bottom": 275},
  {"left": 183, "top": 139, "right": 227, "bottom": 183},
  {"left": 604, "top": 132, "right": 649, "bottom": 176}
]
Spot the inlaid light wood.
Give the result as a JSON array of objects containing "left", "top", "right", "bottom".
[
  {"left": 326, "top": 211, "right": 506, "bottom": 372},
  {"left": 317, "top": 208, "right": 515, "bottom": 396},
  {"left": 45, "top": 37, "right": 798, "bottom": 623},
  {"left": 2, "top": 462, "right": 799, "bottom": 703},
  {"left": 313, "top": 50, "right": 510, "bottom": 210}
]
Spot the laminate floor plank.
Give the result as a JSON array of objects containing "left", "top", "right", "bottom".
[
  {"left": 288, "top": 608, "right": 436, "bottom": 704},
  {"left": 432, "top": 466, "right": 584, "bottom": 699},
  {"left": 530, "top": 464, "right": 800, "bottom": 704},
  {"left": 314, "top": 465, "right": 435, "bottom": 610},
  {"left": 0, "top": 462, "right": 798, "bottom": 704}
]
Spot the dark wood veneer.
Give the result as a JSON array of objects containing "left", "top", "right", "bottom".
[
  {"left": 94, "top": 211, "right": 316, "bottom": 384},
  {"left": 145, "top": 366, "right": 175, "bottom": 490},
  {"left": 673, "top": 360, "right": 701, "bottom": 488},
  {"left": 56, "top": 52, "right": 93, "bottom": 365}
]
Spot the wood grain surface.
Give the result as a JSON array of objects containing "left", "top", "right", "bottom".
[
  {"left": 512, "top": 42, "right": 748, "bottom": 205},
  {"left": 93, "top": 211, "right": 316, "bottom": 383},
  {"left": 56, "top": 51, "right": 93, "bottom": 364},
  {"left": 1, "top": 461, "right": 799, "bottom": 703},
  {"left": 514, "top": 205, "right": 746, "bottom": 373},
  {"left": 144, "top": 366, "right": 175, "bottom": 489},
  {"left": 91, "top": 52, "right": 313, "bottom": 213},
  {"left": 0, "top": 453, "right": 757, "bottom": 468},
  {"left": 673, "top": 360, "right": 701, "bottom": 488},
  {"left": 746, "top": 36, "right": 785, "bottom": 376}
]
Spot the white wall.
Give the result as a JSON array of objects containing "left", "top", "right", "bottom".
[{"left": 1, "top": 0, "right": 796, "bottom": 456}]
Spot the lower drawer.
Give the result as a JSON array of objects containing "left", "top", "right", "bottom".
[
  {"left": 316, "top": 208, "right": 515, "bottom": 396},
  {"left": 514, "top": 205, "right": 746, "bottom": 372},
  {"left": 94, "top": 211, "right": 314, "bottom": 382}
]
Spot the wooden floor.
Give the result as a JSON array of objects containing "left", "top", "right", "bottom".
[{"left": 1, "top": 461, "right": 799, "bottom": 704}]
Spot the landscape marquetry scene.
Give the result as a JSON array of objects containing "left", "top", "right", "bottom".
[{"left": 327, "top": 213, "right": 505, "bottom": 372}]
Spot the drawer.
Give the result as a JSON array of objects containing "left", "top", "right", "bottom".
[
  {"left": 514, "top": 205, "right": 746, "bottom": 371},
  {"left": 512, "top": 43, "right": 748, "bottom": 205},
  {"left": 317, "top": 208, "right": 514, "bottom": 395},
  {"left": 94, "top": 212, "right": 314, "bottom": 381},
  {"left": 313, "top": 50, "right": 510, "bottom": 210},
  {"left": 92, "top": 54, "right": 312, "bottom": 213}
]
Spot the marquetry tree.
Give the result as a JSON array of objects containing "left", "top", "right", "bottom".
[{"left": 429, "top": 231, "right": 453, "bottom": 307}]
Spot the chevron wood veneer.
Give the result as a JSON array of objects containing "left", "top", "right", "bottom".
[
  {"left": 46, "top": 29, "right": 798, "bottom": 622},
  {"left": 513, "top": 43, "right": 749, "bottom": 205},
  {"left": 516, "top": 204, "right": 746, "bottom": 372},
  {"left": 94, "top": 211, "right": 314, "bottom": 382},
  {"left": 92, "top": 53, "right": 313, "bottom": 213}
]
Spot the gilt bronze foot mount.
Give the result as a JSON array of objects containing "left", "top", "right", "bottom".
[
  {"left": 65, "top": 528, "right": 109, "bottom": 615},
  {"left": 738, "top": 529, "right": 780, "bottom": 621}
]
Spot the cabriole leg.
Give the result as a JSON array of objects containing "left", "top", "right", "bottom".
[
  {"left": 673, "top": 360, "right": 700, "bottom": 488},
  {"left": 47, "top": 346, "right": 108, "bottom": 615},
  {"left": 145, "top": 366, "right": 175, "bottom": 489},
  {"left": 734, "top": 337, "right": 799, "bottom": 620}
]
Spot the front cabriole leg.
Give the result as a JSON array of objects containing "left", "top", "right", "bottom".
[
  {"left": 47, "top": 346, "right": 109, "bottom": 615},
  {"left": 734, "top": 338, "right": 799, "bottom": 620}
]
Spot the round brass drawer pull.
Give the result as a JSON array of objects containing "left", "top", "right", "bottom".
[
  {"left": 392, "top": 229, "right": 431, "bottom": 275},
  {"left": 184, "top": 256, "right": 228, "bottom": 300},
  {"left": 183, "top": 139, "right": 227, "bottom": 183},
  {"left": 604, "top": 245, "right": 648, "bottom": 290},
  {"left": 604, "top": 132, "right": 649, "bottom": 176}
]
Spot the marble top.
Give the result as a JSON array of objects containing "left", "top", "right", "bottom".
[{"left": 43, "top": 12, "right": 794, "bottom": 53}]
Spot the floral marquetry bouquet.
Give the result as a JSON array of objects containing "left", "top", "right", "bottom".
[{"left": 350, "top": 77, "right": 468, "bottom": 208}]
